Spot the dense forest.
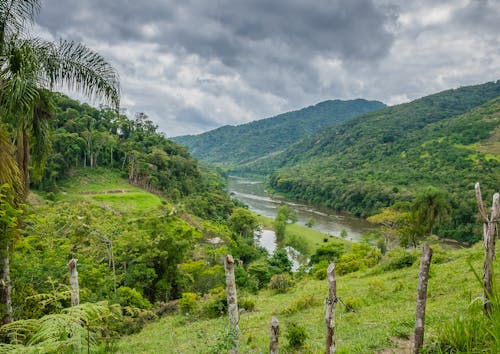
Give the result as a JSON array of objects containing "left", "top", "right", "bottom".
[
  {"left": 266, "top": 81, "right": 500, "bottom": 243},
  {"left": 173, "top": 99, "right": 385, "bottom": 169},
  {"left": 177, "top": 81, "right": 500, "bottom": 244}
]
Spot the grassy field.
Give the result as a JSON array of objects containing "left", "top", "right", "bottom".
[
  {"left": 257, "top": 215, "right": 351, "bottom": 256},
  {"left": 49, "top": 168, "right": 164, "bottom": 213},
  {"left": 115, "top": 243, "right": 499, "bottom": 353}
]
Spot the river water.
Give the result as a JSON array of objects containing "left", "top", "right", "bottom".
[{"left": 227, "top": 176, "right": 376, "bottom": 242}]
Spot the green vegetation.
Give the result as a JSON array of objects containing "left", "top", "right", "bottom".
[
  {"left": 115, "top": 243, "right": 500, "bottom": 353},
  {"left": 173, "top": 99, "right": 385, "bottom": 170},
  {"left": 267, "top": 82, "right": 500, "bottom": 243}
]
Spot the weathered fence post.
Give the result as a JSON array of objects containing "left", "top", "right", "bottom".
[
  {"left": 413, "top": 244, "right": 433, "bottom": 354},
  {"left": 475, "top": 182, "right": 500, "bottom": 315},
  {"left": 224, "top": 255, "right": 239, "bottom": 353},
  {"left": 67, "top": 258, "right": 80, "bottom": 306},
  {"left": 270, "top": 316, "right": 279, "bottom": 354},
  {"left": 325, "top": 263, "right": 336, "bottom": 354}
]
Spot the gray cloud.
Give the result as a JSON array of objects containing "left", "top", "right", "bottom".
[{"left": 34, "top": 0, "right": 500, "bottom": 136}]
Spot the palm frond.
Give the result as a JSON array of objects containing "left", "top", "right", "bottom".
[
  {"left": 0, "top": 125, "right": 22, "bottom": 197},
  {"left": 30, "top": 88, "right": 54, "bottom": 182},
  {"left": 35, "top": 39, "right": 120, "bottom": 110},
  {"left": 0, "top": 0, "right": 41, "bottom": 45}
]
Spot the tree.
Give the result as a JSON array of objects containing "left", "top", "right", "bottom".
[
  {"left": 0, "top": 0, "right": 119, "bottom": 323},
  {"left": 228, "top": 208, "right": 259, "bottom": 238},
  {"left": 412, "top": 186, "right": 450, "bottom": 237},
  {"left": 273, "top": 204, "right": 297, "bottom": 239}
]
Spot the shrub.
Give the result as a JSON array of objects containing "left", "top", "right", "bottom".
[
  {"left": 178, "top": 292, "right": 199, "bottom": 313},
  {"left": 380, "top": 248, "right": 417, "bottom": 272},
  {"left": 309, "top": 241, "right": 345, "bottom": 264},
  {"left": 286, "top": 322, "right": 308, "bottom": 349},
  {"left": 268, "top": 273, "right": 294, "bottom": 293},
  {"left": 281, "top": 294, "right": 318, "bottom": 315},
  {"left": 200, "top": 287, "right": 227, "bottom": 318},
  {"left": 238, "top": 297, "right": 256, "bottom": 312},
  {"left": 116, "top": 286, "right": 151, "bottom": 309}
]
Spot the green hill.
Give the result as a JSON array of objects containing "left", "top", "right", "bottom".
[
  {"left": 172, "top": 99, "right": 385, "bottom": 168},
  {"left": 116, "top": 243, "right": 500, "bottom": 353},
  {"left": 261, "top": 81, "right": 500, "bottom": 243}
]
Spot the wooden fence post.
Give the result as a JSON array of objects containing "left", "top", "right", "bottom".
[
  {"left": 325, "top": 263, "right": 336, "bottom": 354},
  {"left": 475, "top": 182, "right": 500, "bottom": 315},
  {"left": 224, "top": 255, "right": 239, "bottom": 353},
  {"left": 68, "top": 258, "right": 80, "bottom": 307},
  {"left": 413, "top": 244, "right": 433, "bottom": 354},
  {"left": 270, "top": 316, "right": 279, "bottom": 354}
]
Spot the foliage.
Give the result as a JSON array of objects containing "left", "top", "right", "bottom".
[
  {"left": 285, "top": 322, "right": 308, "bottom": 349},
  {"left": 178, "top": 292, "right": 199, "bottom": 314},
  {"left": 268, "top": 273, "right": 294, "bottom": 293},
  {"left": 173, "top": 99, "right": 385, "bottom": 170},
  {"left": 273, "top": 204, "right": 296, "bottom": 239},
  {"left": 267, "top": 83, "right": 500, "bottom": 243},
  {"left": 227, "top": 207, "right": 259, "bottom": 238},
  {"left": 268, "top": 248, "right": 293, "bottom": 273},
  {"left": 0, "top": 302, "right": 119, "bottom": 353},
  {"left": 115, "top": 287, "right": 151, "bottom": 310}
]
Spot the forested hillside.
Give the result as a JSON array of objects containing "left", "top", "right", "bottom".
[
  {"left": 264, "top": 81, "right": 500, "bottom": 243},
  {"left": 172, "top": 99, "right": 385, "bottom": 168}
]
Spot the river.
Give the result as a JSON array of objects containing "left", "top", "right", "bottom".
[{"left": 227, "top": 176, "right": 376, "bottom": 242}]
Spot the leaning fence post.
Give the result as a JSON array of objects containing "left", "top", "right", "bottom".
[
  {"left": 325, "top": 263, "right": 336, "bottom": 354},
  {"left": 270, "top": 316, "right": 279, "bottom": 354},
  {"left": 413, "top": 244, "right": 433, "bottom": 353},
  {"left": 224, "top": 255, "right": 239, "bottom": 353},
  {"left": 475, "top": 182, "right": 500, "bottom": 315},
  {"left": 67, "top": 258, "right": 80, "bottom": 306}
]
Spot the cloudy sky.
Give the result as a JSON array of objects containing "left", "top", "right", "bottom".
[{"left": 34, "top": 0, "right": 500, "bottom": 137}]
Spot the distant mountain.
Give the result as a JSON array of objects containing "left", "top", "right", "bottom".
[
  {"left": 172, "top": 99, "right": 386, "bottom": 168},
  {"left": 265, "top": 80, "right": 500, "bottom": 242}
]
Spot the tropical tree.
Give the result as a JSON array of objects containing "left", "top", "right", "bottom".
[
  {"left": 412, "top": 186, "right": 450, "bottom": 237},
  {"left": 0, "top": 0, "right": 120, "bottom": 323}
]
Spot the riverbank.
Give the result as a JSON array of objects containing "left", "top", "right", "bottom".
[{"left": 256, "top": 215, "right": 352, "bottom": 257}]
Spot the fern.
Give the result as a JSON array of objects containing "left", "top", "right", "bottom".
[{"left": 0, "top": 302, "right": 119, "bottom": 353}]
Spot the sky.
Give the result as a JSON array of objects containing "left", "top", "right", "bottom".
[{"left": 34, "top": 0, "right": 500, "bottom": 137}]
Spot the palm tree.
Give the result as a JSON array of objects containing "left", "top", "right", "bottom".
[
  {"left": 0, "top": 0, "right": 120, "bottom": 323},
  {"left": 412, "top": 186, "right": 450, "bottom": 237}
]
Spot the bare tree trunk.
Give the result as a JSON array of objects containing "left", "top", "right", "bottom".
[
  {"left": 475, "top": 183, "right": 500, "bottom": 315},
  {"left": 325, "top": 263, "right": 336, "bottom": 354},
  {"left": 270, "top": 316, "right": 279, "bottom": 354},
  {"left": 224, "top": 255, "right": 238, "bottom": 354},
  {"left": 0, "top": 244, "right": 13, "bottom": 324},
  {"left": 413, "top": 244, "right": 433, "bottom": 354},
  {"left": 68, "top": 258, "right": 80, "bottom": 307}
]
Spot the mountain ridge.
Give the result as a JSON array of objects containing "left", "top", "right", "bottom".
[{"left": 172, "top": 98, "right": 386, "bottom": 167}]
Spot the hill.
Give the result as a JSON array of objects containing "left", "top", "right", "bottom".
[
  {"left": 116, "top": 243, "right": 500, "bottom": 353},
  {"left": 260, "top": 81, "right": 500, "bottom": 243},
  {"left": 172, "top": 99, "right": 385, "bottom": 168}
]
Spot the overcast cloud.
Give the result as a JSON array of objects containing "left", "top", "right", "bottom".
[{"left": 34, "top": 0, "right": 500, "bottom": 136}]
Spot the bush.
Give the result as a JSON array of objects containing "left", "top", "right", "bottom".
[
  {"left": 380, "top": 248, "right": 417, "bottom": 272},
  {"left": 286, "top": 322, "right": 308, "bottom": 349},
  {"left": 116, "top": 286, "right": 151, "bottom": 309},
  {"left": 309, "top": 241, "right": 345, "bottom": 264},
  {"left": 268, "top": 273, "right": 294, "bottom": 293},
  {"left": 200, "top": 287, "right": 227, "bottom": 318},
  {"left": 178, "top": 292, "right": 199, "bottom": 314},
  {"left": 281, "top": 294, "right": 318, "bottom": 315},
  {"left": 238, "top": 297, "right": 256, "bottom": 312}
]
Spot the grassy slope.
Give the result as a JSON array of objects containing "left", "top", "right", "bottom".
[
  {"left": 116, "top": 243, "right": 500, "bottom": 353},
  {"left": 49, "top": 168, "right": 164, "bottom": 213}
]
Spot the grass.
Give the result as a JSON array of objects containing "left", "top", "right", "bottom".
[
  {"left": 115, "top": 243, "right": 500, "bottom": 353},
  {"left": 51, "top": 168, "right": 164, "bottom": 213},
  {"left": 257, "top": 215, "right": 350, "bottom": 256}
]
